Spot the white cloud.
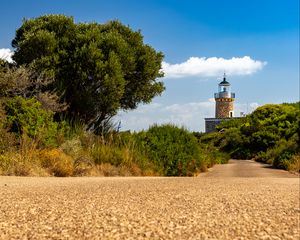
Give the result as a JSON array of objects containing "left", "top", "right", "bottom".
[
  {"left": 0, "top": 48, "right": 14, "bottom": 63},
  {"left": 162, "top": 56, "right": 267, "bottom": 79},
  {"left": 117, "top": 101, "right": 259, "bottom": 132}
]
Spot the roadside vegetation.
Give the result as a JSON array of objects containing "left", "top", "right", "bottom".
[
  {"left": 199, "top": 103, "right": 300, "bottom": 172},
  {"left": 0, "top": 14, "right": 297, "bottom": 176},
  {"left": 0, "top": 14, "right": 229, "bottom": 177},
  {"left": 0, "top": 95, "right": 228, "bottom": 176}
]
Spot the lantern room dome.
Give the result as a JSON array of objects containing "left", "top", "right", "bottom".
[
  {"left": 219, "top": 74, "right": 230, "bottom": 86},
  {"left": 219, "top": 78, "right": 230, "bottom": 85}
]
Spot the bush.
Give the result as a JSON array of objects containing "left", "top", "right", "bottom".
[
  {"left": 0, "top": 102, "right": 17, "bottom": 152},
  {"left": 0, "top": 148, "right": 49, "bottom": 176},
  {"left": 4, "top": 97, "right": 52, "bottom": 135},
  {"left": 207, "top": 147, "right": 230, "bottom": 165},
  {"left": 39, "top": 149, "right": 74, "bottom": 176},
  {"left": 0, "top": 128, "right": 16, "bottom": 153},
  {"left": 272, "top": 137, "right": 298, "bottom": 170},
  {"left": 255, "top": 134, "right": 299, "bottom": 170},
  {"left": 288, "top": 154, "right": 300, "bottom": 172},
  {"left": 135, "top": 124, "right": 203, "bottom": 176},
  {"left": 90, "top": 141, "right": 148, "bottom": 174},
  {"left": 91, "top": 144, "right": 124, "bottom": 166},
  {"left": 4, "top": 96, "right": 61, "bottom": 146},
  {"left": 208, "top": 102, "right": 299, "bottom": 170},
  {"left": 0, "top": 153, "right": 33, "bottom": 176}
]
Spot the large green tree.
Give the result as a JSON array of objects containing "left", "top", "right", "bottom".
[{"left": 12, "top": 15, "right": 165, "bottom": 132}]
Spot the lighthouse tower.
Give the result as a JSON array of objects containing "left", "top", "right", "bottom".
[
  {"left": 204, "top": 73, "right": 236, "bottom": 132},
  {"left": 214, "top": 73, "right": 235, "bottom": 118}
]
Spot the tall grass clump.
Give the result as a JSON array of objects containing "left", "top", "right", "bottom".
[{"left": 87, "top": 132, "right": 156, "bottom": 176}]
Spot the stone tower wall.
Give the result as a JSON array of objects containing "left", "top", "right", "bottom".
[{"left": 215, "top": 98, "right": 234, "bottom": 118}]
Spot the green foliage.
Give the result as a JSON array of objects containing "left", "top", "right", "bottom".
[
  {"left": 12, "top": 15, "right": 165, "bottom": 133},
  {"left": 135, "top": 124, "right": 204, "bottom": 176},
  {"left": 204, "top": 102, "right": 299, "bottom": 171},
  {"left": 0, "top": 119, "right": 229, "bottom": 176},
  {"left": 193, "top": 131, "right": 230, "bottom": 167},
  {"left": 1, "top": 15, "right": 231, "bottom": 177},
  {"left": 216, "top": 117, "right": 247, "bottom": 131},
  {"left": 0, "top": 59, "right": 12, "bottom": 72},
  {"left": 3, "top": 96, "right": 61, "bottom": 146},
  {"left": 256, "top": 134, "right": 299, "bottom": 170},
  {"left": 0, "top": 103, "right": 17, "bottom": 153}
]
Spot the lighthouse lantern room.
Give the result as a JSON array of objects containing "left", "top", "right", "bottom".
[{"left": 214, "top": 73, "right": 235, "bottom": 118}]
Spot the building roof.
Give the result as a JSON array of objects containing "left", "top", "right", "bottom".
[
  {"left": 219, "top": 78, "right": 230, "bottom": 85},
  {"left": 219, "top": 77, "right": 230, "bottom": 85}
]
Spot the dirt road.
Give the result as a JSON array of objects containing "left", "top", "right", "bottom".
[
  {"left": 201, "top": 159, "right": 298, "bottom": 178},
  {"left": 0, "top": 160, "right": 299, "bottom": 239}
]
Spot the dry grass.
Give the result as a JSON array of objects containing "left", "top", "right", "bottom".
[
  {"left": 39, "top": 149, "right": 74, "bottom": 177},
  {"left": 0, "top": 133, "right": 150, "bottom": 177},
  {"left": 288, "top": 154, "right": 300, "bottom": 173},
  {"left": 94, "top": 163, "right": 143, "bottom": 176},
  {"left": 0, "top": 151, "right": 48, "bottom": 176}
]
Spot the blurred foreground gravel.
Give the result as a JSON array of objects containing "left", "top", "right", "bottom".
[{"left": 0, "top": 160, "right": 299, "bottom": 239}]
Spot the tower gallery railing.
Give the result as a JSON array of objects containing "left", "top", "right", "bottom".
[{"left": 214, "top": 92, "right": 235, "bottom": 98}]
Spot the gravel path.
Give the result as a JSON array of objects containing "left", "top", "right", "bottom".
[{"left": 0, "top": 160, "right": 299, "bottom": 239}]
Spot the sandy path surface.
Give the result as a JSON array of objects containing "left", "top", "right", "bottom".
[{"left": 0, "top": 160, "right": 299, "bottom": 239}]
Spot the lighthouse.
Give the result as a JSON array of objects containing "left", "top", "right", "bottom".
[
  {"left": 204, "top": 74, "right": 236, "bottom": 132},
  {"left": 215, "top": 73, "right": 235, "bottom": 118}
]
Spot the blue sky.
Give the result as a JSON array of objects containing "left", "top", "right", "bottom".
[{"left": 0, "top": 0, "right": 299, "bottom": 131}]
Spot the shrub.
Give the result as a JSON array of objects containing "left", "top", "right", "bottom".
[
  {"left": 287, "top": 154, "right": 300, "bottom": 172},
  {"left": 209, "top": 102, "right": 299, "bottom": 168},
  {"left": 255, "top": 135, "right": 299, "bottom": 170},
  {"left": 73, "top": 154, "right": 94, "bottom": 176},
  {"left": 0, "top": 149, "right": 48, "bottom": 176},
  {"left": 91, "top": 144, "right": 124, "bottom": 166},
  {"left": 4, "top": 96, "right": 60, "bottom": 146},
  {"left": 272, "top": 137, "right": 298, "bottom": 170},
  {"left": 0, "top": 153, "right": 33, "bottom": 176},
  {"left": 39, "top": 149, "right": 74, "bottom": 176},
  {"left": 0, "top": 128, "right": 17, "bottom": 153},
  {"left": 0, "top": 102, "right": 17, "bottom": 152},
  {"left": 95, "top": 163, "right": 142, "bottom": 176},
  {"left": 135, "top": 124, "right": 203, "bottom": 176},
  {"left": 60, "top": 138, "right": 83, "bottom": 157},
  {"left": 0, "top": 153, "right": 16, "bottom": 175}
]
